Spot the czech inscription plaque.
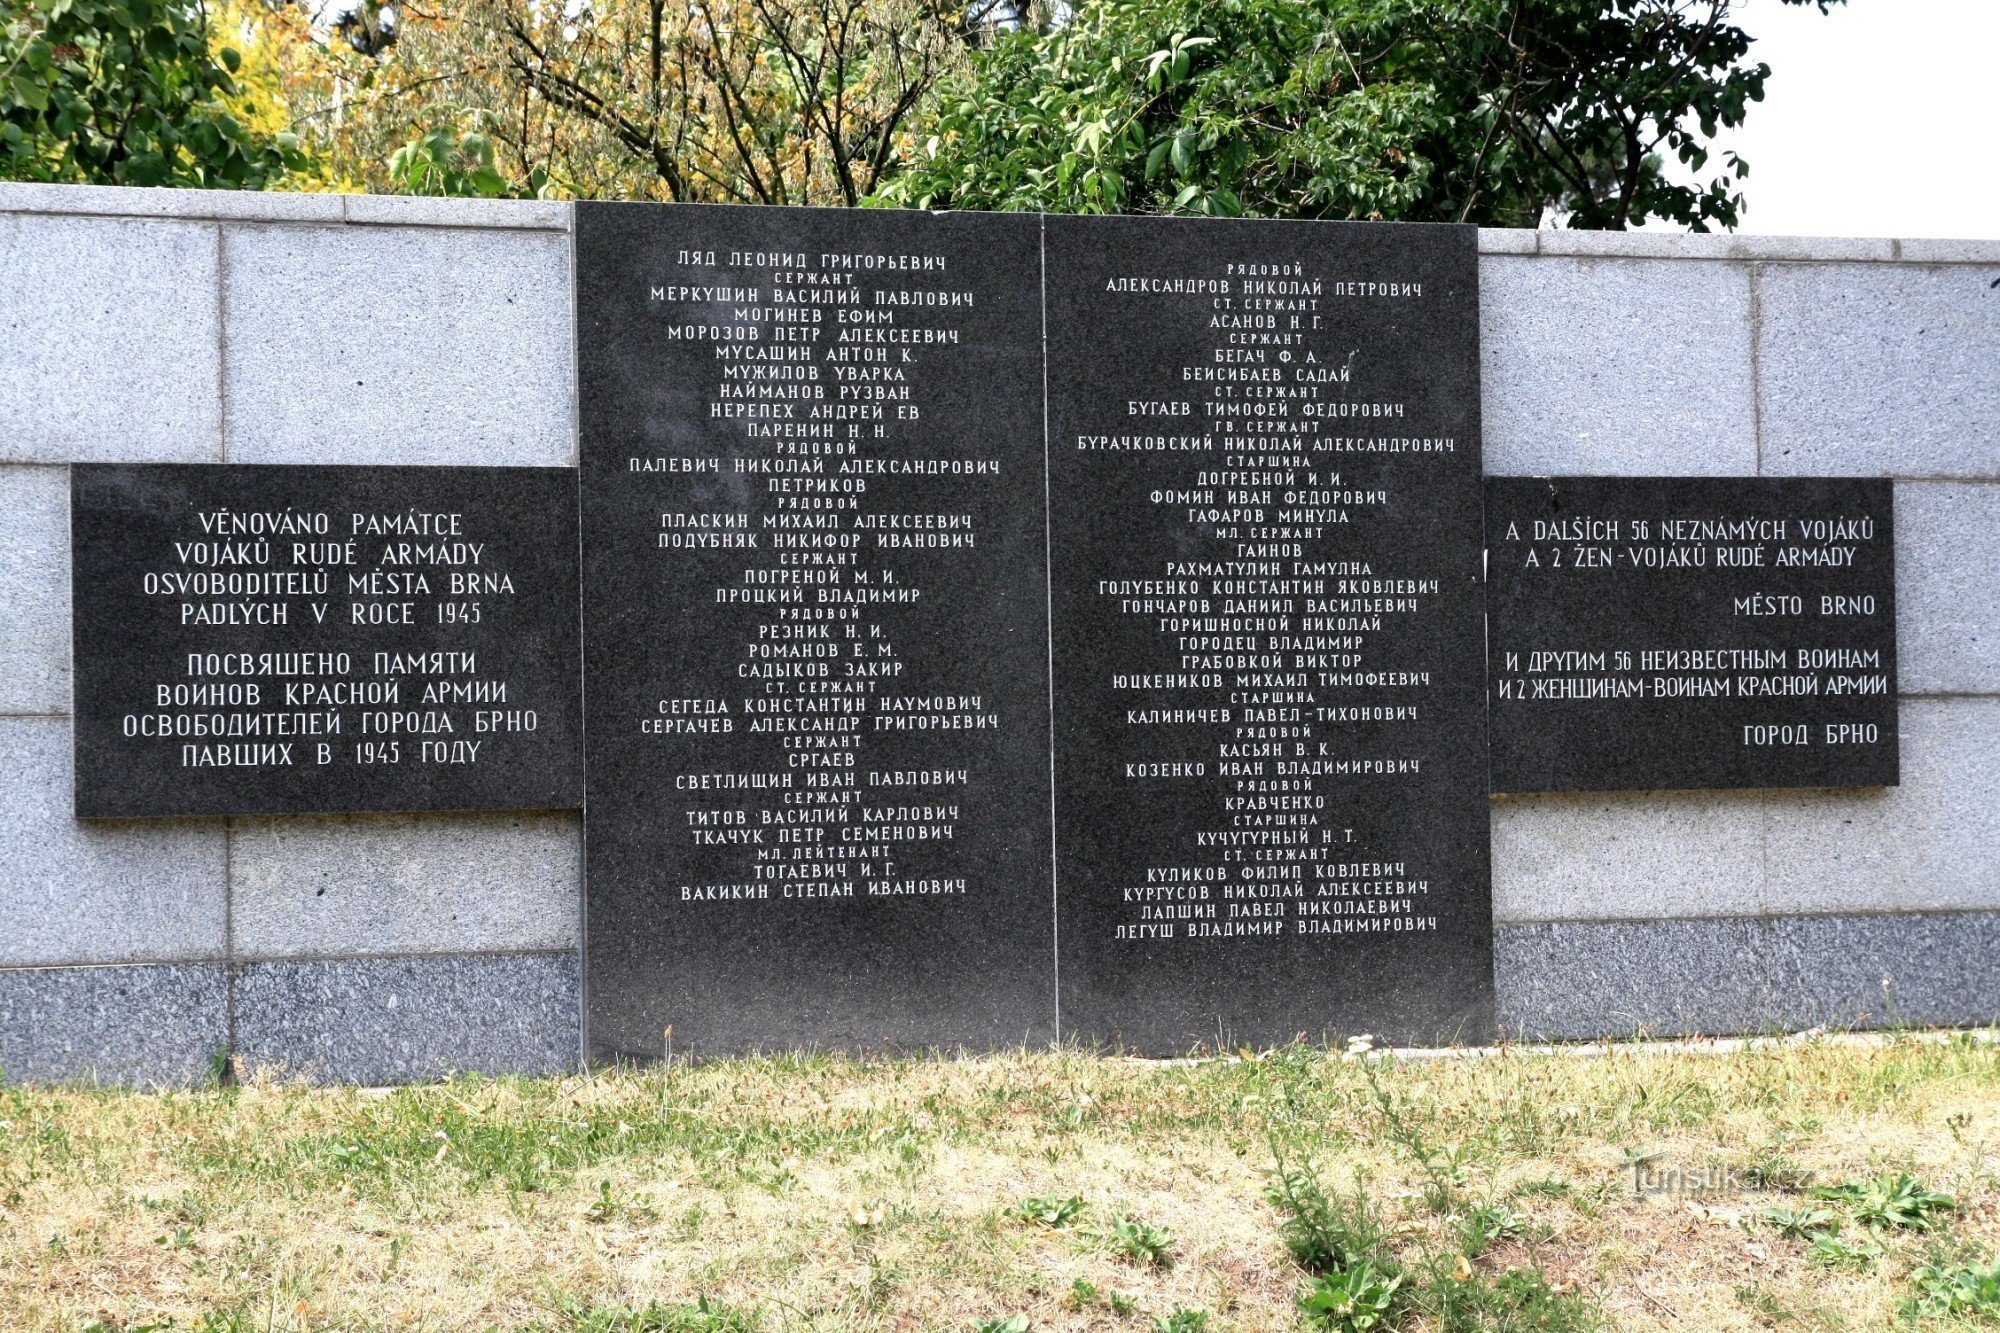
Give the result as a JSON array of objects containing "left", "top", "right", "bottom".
[
  {"left": 575, "top": 203, "right": 1055, "bottom": 1058},
  {"left": 1487, "top": 476, "right": 1897, "bottom": 793},
  {"left": 1044, "top": 215, "right": 1494, "bottom": 1052},
  {"left": 70, "top": 464, "right": 583, "bottom": 818}
]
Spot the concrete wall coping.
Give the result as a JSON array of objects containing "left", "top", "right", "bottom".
[
  {"left": 0, "top": 182, "right": 569, "bottom": 231},
  {"left": 1480, "top": 227, "right": 2000, "bottom": 264},
  {"left": 3, "top": 183, "right": 1996, "bottom": 262}
]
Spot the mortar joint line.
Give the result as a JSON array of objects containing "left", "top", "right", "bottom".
[
  {"left": 215, "top": 222, "right": 230, "bottom": 464},
  {"left": 567, "top": 208, "right": 590, "bottom": 1072},
  {"left": 1748, "top": 262, "right": 1765, "bottom": 478},
  {"left": 1038, "top": 212, "right": 1061, "bottom": 1044},
  {"left": 223, "top": 816, "right": 237, "bottom": 1064}
]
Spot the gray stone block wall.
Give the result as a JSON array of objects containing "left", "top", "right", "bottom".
[
  {"left": 0, "top": 717, "right": 228, "bottom": 967},
  {"left": 221, "top": 221, "right": 574, "bottom": 466},
  {"left": 228, "top": 812, "right": 582, "bottom": 960},
  {"left": 0, "top": 213, "right": 222, "bottom": 463},
  {"left": 1, "top": 185, "right": 1996, "bottom": 1082},
  {"left": 0, "top": 464, "right": 69, "bottom": 713},
  {"left": 1498, "top": 912, "right": 2000, "bottom": 1040},
  {"left": 1897, "top": 482, "right": 2000, "bottom": 694},
  {"left": 1758, "top": 261, "right": 2000, "bottom": 478},
  {"left": 0, "top": 186, "right": 580, "bottom": 1085},
  {"left": 0, "top": 963, "right": 229, "bottom": 1087},
  {"left": 232, "top": 952, "right": 581, "bottom": 1085},
  {"left": 1480, "top": 253, "right": 1758, "bottom": 476},
  {"left": 1479, "top": 229, "right": 2000, "bottom": 1045}
]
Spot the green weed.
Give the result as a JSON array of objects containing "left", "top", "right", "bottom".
[
  {"left": 1264, "top": 1143, "right": 1390, "bottom": 1276},
  {"left": 1461, "top": 1203, "right": 1528, "bottom": 1255},
  {"left": 584, "top": 1179, "right": 659, "bottom": 1225},
  {"left": 1813, "top": 1173, "right": 1955, "bottom": 1231},
  {"left": 1807, "top": 1232, "right": 1878, "bottom": 1268},
  {"left": 971, "top": 1317, "right": 1028, "bottom": 1333},
  {"left": 551, "top": 1292, "right": 759, "bottom": 1331},
  {"left": 1011, "top": 1194, "right": 1084, "bottom": 1228},
  {"left": 1101, "top": 1214, "right": 1174, "bottom": 1267},
  {"left": 1297, "top": 1261, "right": 1402, "bottom": 1331},
  {"left": 1760, "top": 1205, "right": 1837, "bottom": 1240},
  {"left": 1413, "top": 1261, "right": 1600, "bottom": 1332},
  {"left": 1905, "top": 1258, "right": 2000, "bottom": 1320},
  {"left": 1152, "top": 1310, "right": 1210, "bottom": 1332}
]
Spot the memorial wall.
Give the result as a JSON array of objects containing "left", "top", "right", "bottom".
[{"left": 2, "top": 183, "right": 1997, "bottom": 1084}]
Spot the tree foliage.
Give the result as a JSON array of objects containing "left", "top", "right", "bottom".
[
  {"left": 272, "top": 0, "right": 965, "bottom": 205},
  {"left": 0, "top": 0, "right": 1839, "bottom": 226},
  {"left": 876, "top": 0, "right": 1841, "bottom": 229},
  {"left": 385, "top": 125, "right": 525, "bottom": 197},
  {"left": 0, "top": 0, "right": 303, "bottom": 188}
]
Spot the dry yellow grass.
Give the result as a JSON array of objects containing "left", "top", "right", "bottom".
[{"left": 1, "top": 1033, "right": 1998, "bottom": 1331}]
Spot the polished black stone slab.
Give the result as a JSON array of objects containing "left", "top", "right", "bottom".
[
  {"left": 70, "top": 464, "right": 583, "bottom": 818},
  {"left": 1044, "top": 214, "right": 1494, "bottom": 1053},
  {"left": 1486, "top": 476, "right": 1897, "bottom": 793},
  {"left": 575, "top": 202, "right": 1054, "bottom": 1060}
]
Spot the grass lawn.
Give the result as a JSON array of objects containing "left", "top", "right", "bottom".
[{"left": 4, "top": 1033, "right": 2000, "bottom": 1331}]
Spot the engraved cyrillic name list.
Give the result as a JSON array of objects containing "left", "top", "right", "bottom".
[
  {"left": 69, "top": 465, "right": 582, "bottom": 818},
  {"left": 1045, "top": 216, "right": 1492, "bottom": 1052},
  {"left": 577, "top": 204, "right": 1052, "bottom": 1058},
  {"left": 1486, "top": 477, "right": 1898, "bottom": 793},
  {"left": 658, "top": 248, "right": 984, "bottom": 901}
]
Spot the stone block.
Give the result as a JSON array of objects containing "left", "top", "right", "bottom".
[
  {"left": 1497, "top": 911, "right": 2000, "bottom": 1040},
  {"left": 1772, "top": 912, "right": 2000, "bottom": 1030},
  {"left": 230, "top": 812, "right": 581, "bottom": 960},
  {"left": 1480, "top": 255, "right": 1757, "bottom": 475},
  {"left": 222, "top": 223, "right": 572, "bottom": 465},
  {"left": 1537, "top": 230, "right": 1736, "bottom": 260},
  {"left": 233, "top": 951, "right": 581, "bottom": 1084},
  {"left": 0, "top": 717, "right": 227, "bottom": 966},
  {"left": 1758, "top": 262, "right": 2000, "bottom": 477},
  {"left": 0, "top": 465, "right": 69, "bottom": 714},
  {"left": 1491, "top": 702, "right": 1996, "bottom": 927},
  {"left": 1496, "top": 916, "right": 1783, "bottom": 1039},
  {"left": 1896, "top": 238, "right": 2000, "bottom": 265},
  {"left": 0, "top": 962, "right": 229, "bottom": 1086},
  {"left": 1538, "top": 230, "right": 1896, "bottom": 263},
  {"left": 342, "top": 194, "right": 570, "bottom": 230},
  {"left": 1491, "top": 790, "right": 1767, "bottom": 923},
  {"left": 1896, "top": 482, "right": 2000, "bottom": 696},
  {"left": 1760, "top": 699, "right": 2000, "bottom": 915},
  {"left": 1477, "top": 229, "right": 1538, "bottom": 255},
  {"left": 0, "top": 182, "right": 344, "bottom": 223},
  {"left": 1720, "top": 235, "right": 1897, "bottom": 263},
  {"left": 0, "top": 214, "right": 220, "bottom": 462}
]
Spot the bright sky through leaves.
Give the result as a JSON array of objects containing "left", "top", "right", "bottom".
[{"left": 1657, "top": 0, "right": 2000, "bottom": 239}]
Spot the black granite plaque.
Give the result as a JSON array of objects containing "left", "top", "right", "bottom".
[
  {"left": 1044, "top": 215, "right": 1494, "bottom": 1053},
  {"left": 575, "top": 202, "right": 1054, "bottom": 1059},
  {"left": 70, "top": 464, "right": 583, "bottom": 818},
  {"left": 1486, "top": 476, "right": 1897, "bottom": 793}
]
